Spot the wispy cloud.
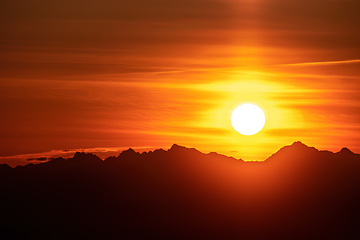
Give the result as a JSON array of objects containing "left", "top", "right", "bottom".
[{"left": 277, "top": 59, "right": 360, "bottom": 67}]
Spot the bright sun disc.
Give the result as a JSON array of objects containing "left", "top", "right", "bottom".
[{"left": 231, "top": 104, "right": 265, "bottom": 135}]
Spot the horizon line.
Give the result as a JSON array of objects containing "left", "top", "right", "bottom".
[{"left": 0, "top": 141, "right": 356, "bottom": 168}]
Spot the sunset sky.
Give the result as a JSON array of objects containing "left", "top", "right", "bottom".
[{"left": 1, "top": 0, "right": 360, "bottom": 166}]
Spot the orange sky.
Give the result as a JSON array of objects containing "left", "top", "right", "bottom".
[{"left": 1, "top": 0, "right": 360, "bottom": 166}]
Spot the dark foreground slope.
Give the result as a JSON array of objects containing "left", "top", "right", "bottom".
[{"left": 1, "top": 142, "right": 360, "bottom": 239}]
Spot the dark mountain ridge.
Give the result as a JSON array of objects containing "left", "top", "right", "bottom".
[
  {"left": 3, "top": 141, "right": 358, "bottom": 171},
  {"left": 1, "top": 142, "right": 360, "bottom": 239}
]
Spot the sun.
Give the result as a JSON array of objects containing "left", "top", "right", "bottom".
[{"left": 231, "top": 104, "right": 265, "bottom": 135}]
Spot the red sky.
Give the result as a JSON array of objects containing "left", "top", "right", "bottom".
[{"left": 1, "top": 0, "right": 360, "bottom": 166}]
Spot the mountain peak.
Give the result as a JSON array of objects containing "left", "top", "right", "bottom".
[
  {"left": 170, "top": 144, "right": 186, "bottom": 151},
  {"left": 288, "top": 141, "right": 318, "bottom": 152},
  {"left": 338, "top": 147, "right": 354, "bottom": 154},
  {"left": 73, "top": 151, "right": 85, "bottom": 158},
  {"left": 124, "top": 148, "right": 136, "bottom": 154},
  {"left": 265, "top": 141, "right": 318, "bottom": 162},
  {"left": 118, "top": 148, "right": 138, "bottom": 158},
  {"left": 73, "top": 151, "right": 98, "bottom": 159},
  {"left": 169, "top": 144, "right": 202, "bottom": 156},
  {"left": 71, "top": 152, "right": 102, "bottom": 164},
  {"left": 290, "top": 141, "right": 308, "bottom": 148}
]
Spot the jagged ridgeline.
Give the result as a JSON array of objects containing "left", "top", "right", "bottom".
[{"left": 1, "top": 142, "right": 360, "bottom": 239}]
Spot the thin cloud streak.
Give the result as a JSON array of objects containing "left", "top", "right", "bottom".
[{"left": 277, "top": 59, "right": 360, "bottom": 67}]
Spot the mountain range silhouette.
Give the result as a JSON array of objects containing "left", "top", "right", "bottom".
[{"left": 1, "top": 142, "right": 360, "bottom": 239}]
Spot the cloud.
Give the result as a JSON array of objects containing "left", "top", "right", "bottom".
[
  {"left": 2, "top": 0, "right": 360, "bottom": 80},
  {"left": 276, "top": 59, "right": 360, "bottom": 67},
  {"left": 27, "top": 157, "right": 48, "bottom": 161},
  {"left": 0, "top": 0, "right": 233, "bottom": 22}
]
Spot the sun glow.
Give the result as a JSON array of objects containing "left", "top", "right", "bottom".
[{"left": 231, "top": 104, "right": 266, "bottom": 135}]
